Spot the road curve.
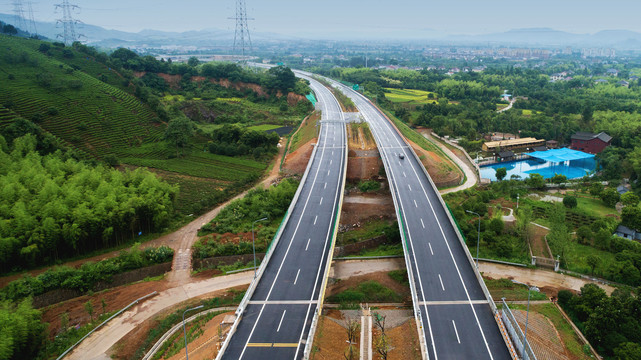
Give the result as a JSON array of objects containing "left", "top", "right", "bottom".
[
  {"left": 335, "top": 82, "right": 512, "bottom": 360},
  {"left": 218, "top": 74, "right": 347, "bottom": 360}
]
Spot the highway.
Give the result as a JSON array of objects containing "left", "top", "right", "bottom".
[
  {"left": 218, "top": 75, "right": 347, "bottom": 360},
  {"left": 334, "top": 82, "right": 512, "bottom": 359}
]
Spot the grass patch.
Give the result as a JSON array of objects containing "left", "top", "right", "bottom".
[
  {"left": 350, "top": 243, "right": 404, "bottom": 257},
  {"left": 248, "top": 124, "right": 283, "bottom": 131},
  {"left": 484, "top": 278, "right": 548, "bottom": 301},
  {"left": 327, "top": 280, "right": 402, "bottom": 304},
  {"left": 338, "top": 220, "right": 395, "bottom": 246},
  {"left": 289, "top": 111, "right": 320, "bottom": 152},
  {"left": 509, "top": 303, "right": 592, "bottom": 360},
  {"left": 388, "top": 269, "right": 409, "bottom": 285},
  {"left": 550, "top": 241, "right": 617, "bottom": 276},
  {"left": 384, "top": 88, "right": 438, "bottom": 105}
]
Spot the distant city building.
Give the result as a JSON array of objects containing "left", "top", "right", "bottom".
[
  {"left": 570, "top": 131, "right": 612, "bottom": 154},
  {"left": 581, "top": 48, "right": 616, "bottom": 58}
]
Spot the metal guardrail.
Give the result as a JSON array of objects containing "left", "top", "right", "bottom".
[
  {"left": 142, "top": 307, "right": 237, "bottom": 360},
  {"left": 501, "top": 299, "right": 537, "bottom": 360},
  {"left": 215, "top": 104, "right": 322, "bottom": 359},
  {"left": 57, "top": 291, "right": 158, "bottom": 360},
  {"left": 326, "top": 78, "right": 430, "bottom": 359},
  {"left": 302, "top": 94, "right": 348, "bottom": 360}
]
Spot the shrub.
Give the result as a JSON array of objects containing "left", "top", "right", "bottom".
[
  {"left": 358, "top": 180, "right": 380, "bottom": 192},
  {"left": 563, "top": 195, "right": 578, "bottom": 208}
]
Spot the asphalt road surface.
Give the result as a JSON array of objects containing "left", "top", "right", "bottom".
[
  {"left": 220, "top": 75, "right": 347, "bottom": 360},
  {"left": 336, "top": 83, "right": 511, "bottom": 360}
]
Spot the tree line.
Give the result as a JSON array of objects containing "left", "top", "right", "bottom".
[
  {"left": 207, "top": 124, "right": 280, "bottom": 159},
  {"left": 0, "top": 134, "right": 177, "bottom": 272}
]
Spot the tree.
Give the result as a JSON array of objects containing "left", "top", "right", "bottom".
[
  {"left": 600, "top": 188, "right": 621, "bottom": 208},
  {"left": 589, "top": 182, "right": 604, "bottom": 197},
  {"left": 576, "top": 225, "right": 592, "bottom": 245},
  {"left": 621, "top": 206, "right": 641, "bottom": 230},
  {"left": 621, "top": 192, "right": 639, "bottom": 207},
  {"left": 586, "top": 255, "right": 600, "bottom": 275},
  {"left": 526, "top": 173, "right": 546, "bottom": 189},
  {"left": 495, "top": 167, "right": 507, "bottom": 181},
  {"left": 551, "top": 174, "right": 567, "bottom": 184},
  {"left": 267, "top": 66, "right": 297, "bottom": 92},
  {"left": 101, "top": 298, "right": 107, "bottom": 315},
  {"left": 489, "top": 218, "right": 504, "bottom": 235},
  {"left": 187, "top": 56, "right": 200, "bottom": 67},
  {"left": 164, "top": 117, "right": 193, "bottom": 157},
  {"left": 614, "top": 342, "right": 641, "bottom": 359},
  {"left": 85, "top": 300, "right": 94, "bottom": 321},
  {"left": 344, "top": 317, "right": 360, "bottom": 360},
  {"left": 2, "top": 24, "right": 17, "bottom": 35},
  {"left": 563, "top": 195, "right": 578, "bottom": 208}
]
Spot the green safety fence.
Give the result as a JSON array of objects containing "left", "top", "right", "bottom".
[
  {"left": 446, "top": 203, "right": 467, "bottom": 244},
  {"left": 305, "top": 92, "right": 317, "bottom": 106}
]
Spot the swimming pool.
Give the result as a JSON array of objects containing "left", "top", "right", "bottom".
[{"left": 479, "top": 157, "right": 596, "bottom": 181}]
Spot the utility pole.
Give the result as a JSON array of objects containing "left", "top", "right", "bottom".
[
  {"left": 55, "top": 0, "right": 84, "bottom": 45},
  {"left": 229, "top": 0, "right": 254, "bottom": 62}
]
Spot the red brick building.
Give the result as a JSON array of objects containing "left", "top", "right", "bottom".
[{"left": 570, "top": 132, "right": 612, "bottom": 154}]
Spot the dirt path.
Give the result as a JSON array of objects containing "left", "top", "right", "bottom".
[
  {"left": 63, "top": 257, "right": 614, "bottom": 359},
  {"left": 66, "top": 272, "right": 254, "bottom": 360},
  {"left": 479, "top": 262, "right": 614, "bottom": 295},
  {"left": 165, "top": 138, "right": 285, "bottom": 285},
  {"left": 418, "top": 132, "right": 478, "bottom": 194}
]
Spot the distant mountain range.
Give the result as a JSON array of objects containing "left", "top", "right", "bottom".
[{"left": 2, "top": 13, "right": 641, "bottom": 50}]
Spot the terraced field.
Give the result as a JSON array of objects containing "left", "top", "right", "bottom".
[{"left": 0, "top": 35, "right": 268, "bottom": 209}]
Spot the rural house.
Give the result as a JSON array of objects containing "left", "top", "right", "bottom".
[{"left": 570, "top": 131, "right": 612, "bottom": 154}]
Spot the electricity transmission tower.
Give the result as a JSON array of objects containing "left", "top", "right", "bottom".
[
  {"left": 55, "top": 0, "right": 83, "bottom": 45},
  {"left": 229, "top": 0, "right": 254, "bottom": 61},
  {"left": 27, "top": 1, "right": 38, "bottom": 37},
  {"left": 11, "top": 1, "right": 28, "bottom": 32}
]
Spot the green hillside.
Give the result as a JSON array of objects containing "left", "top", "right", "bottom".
[
  {"left": 0, "top": 35, "right": 273, "bottom": 215},
  {"left": 0, "top": 36, "right": 164, "bottom": 159}
]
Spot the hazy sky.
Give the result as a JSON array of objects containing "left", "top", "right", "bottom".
[{"left": 8, "top": 0, "right": 641, "bottom": 36}]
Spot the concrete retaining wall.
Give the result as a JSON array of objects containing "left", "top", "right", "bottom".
[{"left": 32, "top": 262, "right": 172, "bottom": 308}]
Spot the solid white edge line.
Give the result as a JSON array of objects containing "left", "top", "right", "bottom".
[
  {"left": 294, "top": 90, "right": 347, "bottom": 359},
  {"left": 237, "top": 110, "right": 332, "bottom": 360},
  {"left": 359, "top": 88, "right": 496, "bottom": 359},
  {"left": 360, "top": 102, "right": 436, "bottom": 360}
]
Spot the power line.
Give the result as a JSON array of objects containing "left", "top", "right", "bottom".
[
  {"left": 54, "top": 0, "right": 84, "bottom": 45},
  {"left": 228, "top": 0, "right": 254, "bottom": 61}
]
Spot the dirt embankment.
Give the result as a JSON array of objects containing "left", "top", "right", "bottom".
[
  {"left": 42, "top": 279, "right": 171, "bottom": 339},
  {"left": 405, "top": 138, "right": 462, "bottom": 188}
]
